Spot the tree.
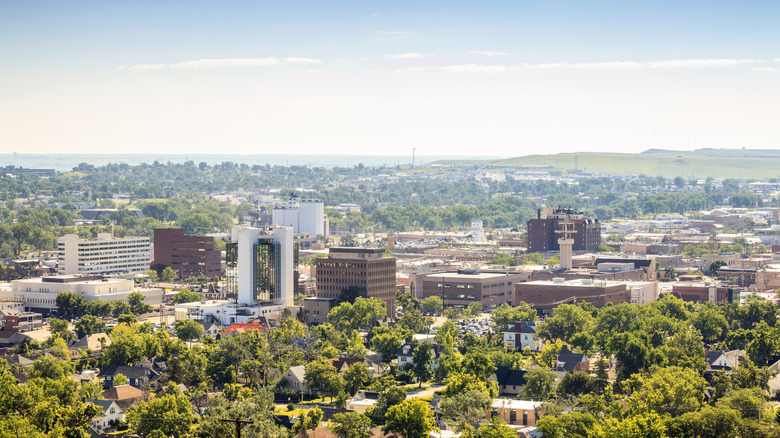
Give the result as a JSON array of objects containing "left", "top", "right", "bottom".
[
  {"left": 161, "top": 266, "right": 177, "bottom": 282},
  {"left": 523, "top": 368, "right": 556, "bottom": 400},
  {"left": 624, "top": 366, "right": 707, "bottom": 416},
  {"left": 337, "top": 285, "right": 362, "bottom": 304},
  {"left": 126, "top": 393, "right": 194, "bottom": 438},
  {"left": 709, "top": 260, "right": 727, "bottom": 274},
  {"left": 439, "top": 389, "right": 491, "bottom": 431},
  {"left": 491, "top": 253, "right": 516, "bottom": 266},
  {"left": 397, "top": 308, "right": 427, "bottom": 333},
  {"left": 383, "top": 399, "right": 436, "bottom": 438},
  {"left": 463, "top": 302, "right": 483, "bottom": 318},
  {"left": 556, "top": 371, "right": 596, "bottom": 397},
  {"left": 490, "top": 302, "right": 536, "bottom": 333},
  {"left": 420, "top": 296, "right": 444, "bottom": 315},
  {"left": 128, "top": 292, "right": 153, "bottom": 314},
  {"left": 331, "top": 412, "right": 373, "bottom": 438},
  {"left": 664, "top": 265, "right": 677, "bottom": 280},
  {"left": 118, "top": 313, "right": 137, "bottom": 324},
  {"left": 537, "top": 304, "right": 593, "bottom": 342},
  {"left": 292, "top": 407, "right": 323, "bottom": 437},
  {"left": 411, "top": 341, "right": 434, "bottom": 386},
  {"left": 690, "top": 303, "right": 728, "bottom": 342},
  {"left": 370, "top": 331, "right": 404, "bottom": 363},
  {"left": 343, "top": 362, "right": 372, "bottom": 396},
  {"left": 175, "top": 319, "right": 204, "bottom": 343},
  {"left": 145, "top": 269, "right": 159, "bottom": 282},
  {"left": 171, "top": 288, "right": 203, "bottom": 304},
  {"left": 49, "top": 318, "right": 72, "bottom": 340},
  {"left": 113, "top": 373, "right": 128, "bottom": 386},
  {"left": 74, "top": 314, "right": 106, "bottom": 339},
  {"left": 367, "top": 386, "right": 407, "bottom": 425},
  {"left": 328, "top": 297, "right": 386, "bottom": 332},
  {"left": 304, "top": 359, "right": 339, "bottom": 400}
]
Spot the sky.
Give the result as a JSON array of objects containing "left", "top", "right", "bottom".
[{"left": 1, "top": 0, "right": 779, "bottom": 158}]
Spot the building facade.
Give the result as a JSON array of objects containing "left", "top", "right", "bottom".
[
  {"left": 315, "top": 248, "right": 396, "bottom": 317},
  {"left": 153, "top": 228, "right": 222, "bottom": 279},
  {"left": 58, "top": 233, "right": 150, "bottom": 276},
  {"left": 4, "top": 276, "right": 162, "bottom": 314},
  {"left": 226, "top": 225, "right": 297, "bottom": 307},
  {"left": 514, "top": 278, "right": 630, "bottom": 312},
  {"left": 412, "top": 269, "right": 527, "bottom": 310},
  {"left": 271, "top": 198, "right": 327, "bottom": 236},
  {"left": 527, "top": 207, "right": 601, "bottom": 253}
]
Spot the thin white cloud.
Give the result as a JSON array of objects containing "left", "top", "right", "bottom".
[
  {"left": 384, "top": 53, "right": 431, "bottom": 60},
  {"left": 441, "top": 64, "right": 511, "bottom": 74},
  {"left": 393, "top": 67, "right": 435, "bottom": 74},
  {"left": 647, "top": 58, "right": 760, "bottom": 69},
  {"left": 528, "top": 61, "right": 642, "bottom": 70},
  {"left": 774, "top": 58, "right": 780, "bottom": 62},
  {"left": 753, "top": 67, "right": 780, "bottom": 72},
  {"left": 116, "top": 57, "right": 322, "bottom": 72},
  {"left": 468, "top": 51, "right": 509, "bottom": 57}
]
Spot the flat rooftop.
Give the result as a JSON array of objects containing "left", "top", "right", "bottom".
[{"left": 424, "top": 271, "right": 520, "bottom": 280}]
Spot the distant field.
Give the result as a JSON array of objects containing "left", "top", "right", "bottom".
[{"left": 430, "top": 149, "right": 780, "bottom": 179}]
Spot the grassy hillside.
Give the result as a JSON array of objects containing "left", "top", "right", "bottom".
[{"left": 429, "top": 149, "right": 780, "bottom": 179}]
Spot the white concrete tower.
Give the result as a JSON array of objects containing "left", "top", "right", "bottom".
[{"left": 556, "top": 219, "right": 576, "bottom": 270}]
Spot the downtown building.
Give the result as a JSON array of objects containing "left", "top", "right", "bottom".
[
  {"left": 410, "top": 269, "right": 528, "bottom": 311},
  {"left": 527, "top": 207, "right": 601, "bottom": 253},
  {"left": 272, "top": 198, "right": 328, "bottom": 236},
  {"left": 58, "top": 233, "right": 150, "bottom": 276},
  {"left": 153, "top": 228, "right": 222, "bottom": 279},
  {"left": 315, "top": 248, "right": 396, "bottom": 317}
]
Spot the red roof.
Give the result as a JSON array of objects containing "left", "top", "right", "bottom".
[{"left": 220, "top": 320, "right": 266, "bottom": 334}]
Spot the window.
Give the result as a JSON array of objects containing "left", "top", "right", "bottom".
[{"left": 509, "top": 409, "right": 516, "bottom": 425}]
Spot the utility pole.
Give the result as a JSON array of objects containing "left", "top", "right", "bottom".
[{"left": 220, "top": 417, "right": 253, "bottom": 438}]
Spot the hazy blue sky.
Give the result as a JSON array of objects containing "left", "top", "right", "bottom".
[{"left": 1, "top": 1, "right": 779, "bottom": 157}]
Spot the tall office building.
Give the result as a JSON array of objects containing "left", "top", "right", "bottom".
[
  {"left": 153, "top": 228, "right": 222, "bottom": 279},
  {"left": 271, "top": 198, "right": 326, "bottom": 236},
  {"left": 226, "top": 225, "right": 297, "bottom": 307},
  {"left": 58, "top": 233, "right": 150, "bottom": 276},
  {"left": 315, "top": 248, "right": 396, "bottom": 317},
  {"left": 527, "top": 208, "right": 600, "bottom": 253}
]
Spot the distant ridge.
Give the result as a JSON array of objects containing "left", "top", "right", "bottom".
[{"left": 430, "top": 148, "right": 780, "bottom": 179}]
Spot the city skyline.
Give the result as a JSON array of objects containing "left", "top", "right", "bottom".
[{"left": 2, "top": 1, "right": 779, "bottom": 157}]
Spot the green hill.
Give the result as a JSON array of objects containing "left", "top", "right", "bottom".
[{"left": 429, "top": 149, "right": 780, "bottom": 179}]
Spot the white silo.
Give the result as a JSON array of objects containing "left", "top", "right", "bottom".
[
  {"left": 272, "top": 205, "right": 300, "bottom": 233},
  {"left": 298, "top": 199, "right": 325, "bottom": 236}
]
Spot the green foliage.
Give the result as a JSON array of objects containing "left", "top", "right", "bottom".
[
  {"left": 524, "top": 368, "right": 557, "bottom": 400},
  {"left": 175, "top": 319, "right": 205, "bottom": 342},
  {"left": 74, "top": 314, "right": 106, "bottom": 339},
  {"left": 491, "top": 253, "right": 517, "bottom": 266},
  {"left": 420, "top": 296, "right": 444, "bottom": 314},
  {"left": 411, "top": 341, "right": 434, "bottom": 386},
  {"left": 490, "top": 302, "right": 537, "bottom": 333},
  {"left": 439, "top": 389, "right": 492, "bottom": 432},
  {"left": 127, "top": 393, "right": 195, "bottom": 438},
  {"left": 113, "top": 373, "right": 128, "bottom": 386},
  {"left": 171, "top": 288, "right": 203, "bottom": 304},
  {"left": 383, "top": 399, "right": 436, "bottom": 438},
  {"left": 128, "top": 291, "right": 154, "bottom": 314},
  {"left": 328, "top": 297, "right": 386, "bottom": 332},
  {"left": 538, "top": 304, "right": 594, "bottom": 342},
  {"left": 331, "top": 412, "right": 373, "bottom": 438}
]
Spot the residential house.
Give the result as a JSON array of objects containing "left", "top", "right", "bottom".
[
  {"left": 203, "top": 323, "right": 221, "bottom": 338},
  {"left": 88, "top": 399, "right": 124, "bottom": 431},
  {"left": 553, "top": 345, "right": 589, "bottom": 376},
  {"left": 397, "top": 343, "right": 442, "bottom": 371},
  {"left": 492, "top": 398, "right": 542, "bottom": 427},
  {"left": 494, "top": 366, "right": 527, "bottom": 395},
  {"left": 706, "top": 350, "right": 744, "bottom": 373},
  {"left": 345, "top": 390, "right": 380, "bottom": 413},
  {"left": 69, "top": 333, "right": 111, "bottom": 359},
  {"left": 101, "top": 384, "right": 145, "bottom": 412},
  {"left": 98, "top": 365, "right": 151, "bottom": 389},
  {"left": 280, "top": 365, "right": 310, "bottom": 395},
  {"left": 503, "top": 321, "right": 542, "bottom": 352}
]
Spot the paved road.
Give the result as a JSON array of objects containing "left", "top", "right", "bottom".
[{"left": 406, "top": 384, "right": 445, "bottom": 399}]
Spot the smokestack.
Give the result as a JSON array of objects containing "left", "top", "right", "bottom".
[{"left": 537, "top": 209, "right": 541, "bottom": 220}]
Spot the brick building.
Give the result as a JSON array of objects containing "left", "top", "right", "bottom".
[
  {"left": 527, "top": 207, "right": 601, "bottom": 253},
  {"left": 514, "top": 278, "right": 629, "bottom": 313},
  {"left": 315, "top": 248, "right": 396, "bottom": 317},
  {"left": 411, "top": 269, "right": 527, "bottom": 310},
  {"left": 153, "top": 228, "right": 222, "bottom": 279},
  {"left": 670, "top": 283, "right": 739, "bottom": 304}
]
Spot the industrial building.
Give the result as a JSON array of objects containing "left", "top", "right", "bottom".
[{"left": 272, "top": 198, "right": 328, "bottom": 236}]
